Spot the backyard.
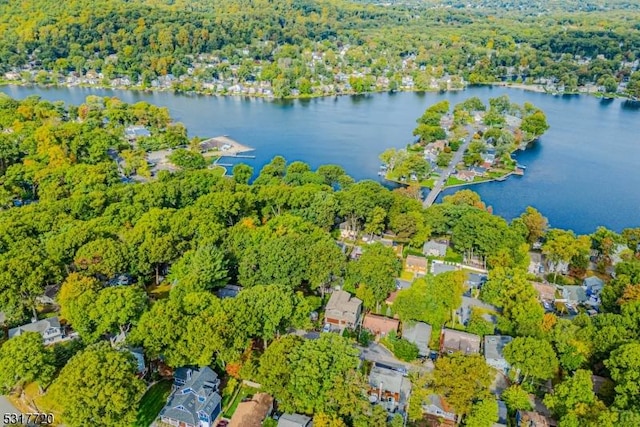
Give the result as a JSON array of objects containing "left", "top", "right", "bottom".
[{"left": 134, "top": 380, "right": 173, "bottom": 427}]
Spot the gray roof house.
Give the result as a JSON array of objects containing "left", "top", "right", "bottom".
[
  {"left": 583, "top": 276, "right": 604, "bottom": 295},
  {"left": 395, "top": 278, "right": 412, "bottom": 290},
  {"left": 8, "top": 317, "right": 64, "bottom": 345},
  {"left": 423, "top": 240, "right": 448, "bottom": 257},
  {"left": 467, "top": 273, "right": 488, "bottom": 289},
  {"left": 277, "top": 413, "right": 312, "bottom": 427},
  {"left": 440, "top": 329, "right": 481, "bottom": 355},
  {"left": 484, "top": 335, "right": 513, "bottom": 375},
  {"left": 458, "top": 296, "right": 499, "bottom": 325},
  {"left": 129, "top": 348, "right": 146, "bottom": 376},
  {"left": 368, "top": 365, "right": 411, "bottom": 412},
  {"left": 402, "top": 321, "right": 432, "bottom": 357},
  {"left": 124, "top": 125, "right": 151, "bottom": 141},
  {"left": 560, "top": 286, "right": 588, "bottom": 305},
  {"left": 423, "top": 394, "right": 456, "bottom": 425},
  {"left": 324, "top": 290, "right": 362, "bottom": 328},
  {"left": 160, "top": 367, "right": 222, "bottom": 427}
]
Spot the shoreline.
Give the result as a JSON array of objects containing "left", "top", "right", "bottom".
[
  {"left": 384, "top": 170, "right": 519, "bottom": 193},
  {"left": 5, "top": 79, "right": 630, "bottom": 102},
  {"left": 0, "top": 80, "right": 462, "bottom": 101}
]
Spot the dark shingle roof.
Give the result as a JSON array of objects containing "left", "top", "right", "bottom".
[{"left": 161, "top": 367, "right": 221, "bottom": 426}]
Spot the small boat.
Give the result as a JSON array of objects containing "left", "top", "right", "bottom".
[{"left": 516, "top": 164, "right": 527, "bottom": 169}]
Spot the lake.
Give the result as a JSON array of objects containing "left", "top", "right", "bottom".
[{"left": 2, "top": 84, "right": 639, "bottom": 234}]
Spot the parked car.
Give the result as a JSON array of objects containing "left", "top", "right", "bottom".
[{"left": 322, "top": 323, "right": 331, "bottom": 333}]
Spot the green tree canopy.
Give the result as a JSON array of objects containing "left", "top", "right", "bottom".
[
  {"left": 348, "top": 243, "right": 401, "bottom": 310},
  {"left": 431, "top": 353, "right": 493, "bottom": 419},
  {"left": 46, "top": 343, "right": 145, "bottom": 427},
  {"left": 504, "top": 337, "right": 559, "bottom": 384},
  {"left": 605, "top": 342, "right": 640, "bottom": 412},
  {"left": 0, "top": 332, "right": 55, "bottom": 393}
]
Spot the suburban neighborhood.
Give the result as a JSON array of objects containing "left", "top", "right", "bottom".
[{"left": 0, "top": 92, "right": 639, "bottom": 427}]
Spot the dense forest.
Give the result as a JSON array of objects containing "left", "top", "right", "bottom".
[
  {"left": 1, "top": 95, "right": 640, "bottom": 426},
  {"left": 1, "top": 0, "right": 640, "bottom": 97}
]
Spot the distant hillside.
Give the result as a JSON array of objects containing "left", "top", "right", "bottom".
[{"left": 1, "top": 0, "right": 639, "bottom": 98}]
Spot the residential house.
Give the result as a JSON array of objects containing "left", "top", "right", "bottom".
[
  {"left": 8, "top": 317, "right": 64, "bottom": 345},
  {"left": 402, "top": 321, "right": 432, "bottom": 357},
  {"left": 368, "top": 365, "right": 411, "bottom": 412},
  {"left": 481, "top": 152, "right": 496, "bottom": 165},
  {"left": 440, "top": 329, "right": 481, "bottom": 355},
  {"left": 583, "top": 276, "right": 604, "bottom": 304},
  {"left": 528, "top": 251, "right": 544, "bottom": 275},
  {"left": 405, "top": 255, "right": 428, "bottom": 276},
  {"left": 516, "top": 410, "right": 556, "bottom": 427},
  {"left": 484, "top": 335, "right": 513, "bottom": 375},
  {"left": 456, "top": 170, "right": 475, "bottom": 182},
  {"left": 471, "top": 166, "right": 487, "bottom": 176},
  {"left": 339, "top": 221, "right": 358, "bottom": 240},
  {"left": 215, "top": 285, "right": 243, "bottom": 299},
  {"left": 457, "top": 296, "right": 498, "bottom": 325},
  {"left": 229, "top": 392, "right": 273, "bottom": 427},
  {"left": 423, "top": 240, "right": 448, "bottom": 257},
  {"left": 431, "top": 140, "right": 447, "bottom": 151},
  {"left": 423, "top": 394, "right": 456, "bottom": 427},
  {"left": 432, "top": 262, "right": 458, "bottom": 276},
  {"left": 376, "top": 237, "right": 395, "bottom": 247},
  {"left": 324, "top": 290, "right": 362, "bottom": 329},
  {"left": 611, "top": 243, "right": 631, "bottom": 266},
  {"left": 545, "top": 259, "right": 569, "bottom": 276},
  {"left": 385, "top": 290, "right": 399, "bottom": 307},
  {"left": 467, "top": 273, "right": 487, "bottom": 290},
  {"left": 277, "top": 413, "right": 312, "bottom": 427},
  {"left": 129, "top": 348, "right": 147, "bottom": 377},
  {"left": 395, "top": 278, "right": 412, "bottom": 290},
  {"left": 350, "top": 246, "right": 363, "bottom": 260},
  {"left": 532, "top": 282, "right": 557, "bottom": 305},
  {"left": 36, "top": 284, "right": 59, "bottom": 306},
  {"left": 159, "top": 367, "right": 222, "bottom": 427},
  {"left": 559, "top": 286, "right": 588, "bottom": 306},
  {"left": 362, "top": 314, "right": 399, "bottom": 337},
  {"left": 124, "top": 125, "right": 151, "bottom": 142}
]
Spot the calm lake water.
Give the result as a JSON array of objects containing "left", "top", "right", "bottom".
[{"left": 2, "top": 84, "right": 639, "bottom": 234}]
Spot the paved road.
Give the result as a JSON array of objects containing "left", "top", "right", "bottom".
[
  {"left": 358, "top": 343, "right": 433, "bottom": 373},
  {"left": 0, "top": 396, "right": 21, "bottom": 426},
  {"left": 423, "top": 124, "right": 475, "bottom": 207}
]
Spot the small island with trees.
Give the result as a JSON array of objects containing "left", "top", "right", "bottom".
[{"left": 379, "top": 95, "right": 550, "bottom": 194}]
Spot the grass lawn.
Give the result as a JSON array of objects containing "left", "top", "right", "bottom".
[
  {"left": 400, "top": 270, "right": 415, "bottom": 281},
  {"left": 445, "top": 176, "right": 466, "bottom": 186},
  {"left": 210, "top": 165, "right": 226, "bottom": 176},
  {"left": 419, "top": 177, "right": 436, "bottom": 188},
  {"left": 223, "top": 385, "right": 255, "bottom": 418},
  {"left": 9, "top": 382, "right": 63, "bottom": 422},
  {"left": 134, "top": 380, "right": 173, "bottom": 427},
  {"left": 444, "top": 248, "right": 463, "bottom": 263}
]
